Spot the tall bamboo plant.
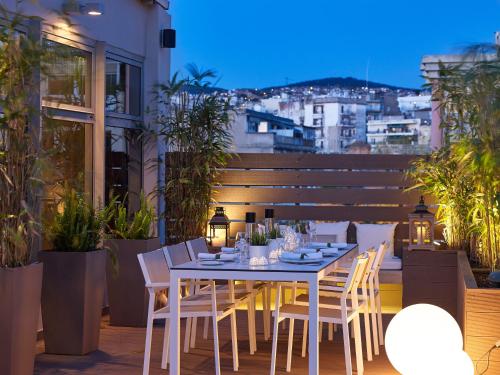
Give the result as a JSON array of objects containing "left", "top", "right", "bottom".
[
  {"left": 411, "top": 44, "right": 499, "bottom": 270},
  {"left": 154, "top": 65, "right": 232, "bottom": 243},
  {"left": 0, "top": 7, "right": 47, "bottom": 267}
]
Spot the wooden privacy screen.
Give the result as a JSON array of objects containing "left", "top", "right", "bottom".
[{"left": 212, "top": 153, "right": 435, "bottom": 257}]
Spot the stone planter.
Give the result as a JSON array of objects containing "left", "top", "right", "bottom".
[
  {"left": 0, "top": 263, "right": 43, "bottom": 375},
  {"left": 39, "top": 250, "right": 106, "bottom": 355},
  {"left": 104, "top": 238, "right": 161, "bottom": 327}
]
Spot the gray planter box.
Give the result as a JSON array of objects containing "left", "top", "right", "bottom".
[
  {"left": 39, "top": 250, "right": 106, "bottom": 355},
  {"left": 0, "top": 263, "right": 43, "bottom": 375},
  {"left": 105, "top": 238, "right": 161, "bottom": 327}
]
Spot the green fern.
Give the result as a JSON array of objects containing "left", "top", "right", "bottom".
[{"left": 111, "top": 192, "right": 155, "bottom": 240}]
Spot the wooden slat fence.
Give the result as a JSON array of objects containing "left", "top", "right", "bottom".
[{"left": 211, "top": 153, "right": 435, "bottom": 257}]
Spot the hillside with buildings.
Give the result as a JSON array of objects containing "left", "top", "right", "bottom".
[{"left": 226, "top": 77, "right": 432, "bottom": 154}]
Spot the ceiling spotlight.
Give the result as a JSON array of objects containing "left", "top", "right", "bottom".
[
  {"left": 82, "top": 2, "right": 104, "bottom": 16},
  {"left": 62, "top": 1, "right": 104, "bottom": 16}
]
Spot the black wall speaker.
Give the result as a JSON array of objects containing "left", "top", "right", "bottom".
[{"left": 161, "top": 29, "right": 176, "bottom": 48}]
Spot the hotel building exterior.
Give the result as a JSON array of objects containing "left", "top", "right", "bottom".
[{"left": 2, "top": 0, "right": 172, "bottom": 241}]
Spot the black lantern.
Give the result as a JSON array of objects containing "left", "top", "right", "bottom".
[
  {"left": 209, "top": 207, "right": 230, "bottom": 246},
  {"left": 409, "top": 196, "right": 435, "bottom": 250}
]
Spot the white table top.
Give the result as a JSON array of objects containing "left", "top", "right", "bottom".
[{"left": 171, "top": 244, "right": 358, "bottom": 274}]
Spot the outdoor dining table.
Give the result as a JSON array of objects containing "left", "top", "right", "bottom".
[{"left": 168, "top": 243, "right": 359, "bottom": 375}]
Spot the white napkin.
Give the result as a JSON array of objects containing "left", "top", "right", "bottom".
[
  {"left": 281, "top": 252, "right": 323, "bottom": 260},
  {"left": 296, "top": 247, "right": 320, "bottom": 254},
  {"left": 310, "top": 242, "right": 347, "bottom": 248},
  {"left": 329, "top": 242, "right": 348, "bottom": 248},
  {"left": 321, "top": 248, "right": 339, "bottom": 255},
  {"left": 221, "top": 247, "right": 238, "bottom": 253},
  {"left": 198, "top": 253, "right": 236, "bottom": 261}
]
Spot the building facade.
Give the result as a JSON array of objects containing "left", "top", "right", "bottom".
[
  {"left": 230, "top": 109, "right": 316, "bottom": 153},
  {"left": 367, "top": 116, "right": 431, "bottom": 154},
  {"left": 2, "top": 0, "right": 172, "bottom": 240},
  {"left": 303, "top": 97, "right": 367, "bottom": 153}
]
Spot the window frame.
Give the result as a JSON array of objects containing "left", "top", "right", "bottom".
[
  {"left": 105, "top": 50, "right": 144, "bottom": 122},
  {"left": 41, "top": 33, "right": 95, "bottom": 114}
]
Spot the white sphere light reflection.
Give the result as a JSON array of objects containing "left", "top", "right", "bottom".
[{"left": 385, "top": 304, "right": 469, "bottom": 375}]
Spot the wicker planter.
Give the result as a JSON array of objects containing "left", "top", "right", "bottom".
[
  {"left": 104, "top": 238, "right": 161, "bottom": 327},
  {"left": 0, "top": 263, "right": 43, "bottom": 375},
  {"left": 39, "top": 250, "right": 106, "bottom": 355}
]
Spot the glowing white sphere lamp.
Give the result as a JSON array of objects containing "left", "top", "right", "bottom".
[{"left": 385, "top": 304, "right": 464, "bottom": 374}]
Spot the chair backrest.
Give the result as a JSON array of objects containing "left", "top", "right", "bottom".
[
  {"left": 163, "top": 242, "right": 191, "bottom": 268},
  {"left": 343, "top": 253, "right": 369, "bottom": 298},
  {"left": 186, "top": 237, "right": 209, "bottom": 260},
  {"left": 137, "top": 248, "right": 170, "bottom": 286},
  {"left": 361, "top": 248, "right": 377, "bottom": 285},
  {"left": 372, "top": 242, "right": 388, "bottom": 273}
]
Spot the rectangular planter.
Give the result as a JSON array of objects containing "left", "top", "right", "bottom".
[
  {"left": 39, "top": 250, "right": 106, "bottom": 355},
  {"left": 457, "top": 252, "right": 500, "bottom": 373},
  {"left": 402, "top": 248, "right": 459, "bottom": 318},
  {"left": 0, "top": 263, "right": 43, "bottom": 375},
  {"left": 104, "top": 238, "right": 161, "bottom": 327}
]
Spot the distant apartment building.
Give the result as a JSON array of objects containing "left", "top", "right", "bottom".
[
  {"left": 230, "top": 109, "right": 315, "bottom": 153},
  {"left": 304, "top": 97, "right": 367, "bottom": 153},
  {"left": 367, "top": 116, "right": 431, "bottom": 154}
]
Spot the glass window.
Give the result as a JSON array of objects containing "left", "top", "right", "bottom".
[
  {"left": 42, "top": 39, "right": 92, "bottom": 108},
  {"left": 106, "top": 59, "right": 142, "bottom": 116},
  {"left": 42, "top": 119, "right": 93, "bottom": 196},
  {"left": 41, "top": 119, "right": 93, "bottom": 248},
  {"left": 105, "top": 126, "right": 142, "bottom": 212}
]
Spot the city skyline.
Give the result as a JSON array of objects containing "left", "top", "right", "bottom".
[{"left": 170, "top": 0, "right": 499, "bottom": 90}]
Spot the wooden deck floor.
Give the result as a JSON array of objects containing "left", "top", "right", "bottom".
[{"left": 34, "top": 312, "right": 397, "bottom": 375}]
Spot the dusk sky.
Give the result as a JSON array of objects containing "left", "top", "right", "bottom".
[{"left": 170, "top": 0, "right": 499, "bottom": 90}]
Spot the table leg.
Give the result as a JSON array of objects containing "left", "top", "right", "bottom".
[
  {"left": 169, "top": 272, "right": 180, "bottom": 375},
  {"left": 308, "top": 274, "right": 319, "bottom": 375}
]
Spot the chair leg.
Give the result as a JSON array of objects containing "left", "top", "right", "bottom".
[
  {"left": 286, "top": 319, "right": 295, "bottom": 372},
  {"left": 353, "top": 314, "right": 364, "bottom": 375},
  {"left": 190, "top": 317, "right": 198, "bottom": 348},
  {"left": 263, "top": 288, "right": 270, "bottom": 341},
  {"left": 184, "top": 317, "right": 191, "bottom": 353},
  {"left": 161, "top": 319, "right": 170, "bottom": 369},
  {"left": 212, "top": 317, "right": 221, "bottom": 375},
  {"left": 369, "top": 290, "right": 379, "bottom": 355},
  {"left": 342, "top": 320, "right": 353, "bottom": 375},
  {"left": 230, "top": 311, "right": 239, "bottom": 371},
  {"left": 328, "top": 322, "right": 334, "bottom": 341},
  {"left": 203, "top": 317, "right": 210, "bottom": 339},
  {"left": 142, "top": 310, "right": 154, "bottom": 375},
  {"left": 247, "top": 299, "right": 256, "bottom": 354},
  {"left": 363, "top": 306, "right": 373, "bottom": 361},
  {"left": 319, "top": 321, "right": 323, "bottom": 343},
  {"left": 376, "top": 293, "right": 384, "bottom": 345},
  {"left": 301, "top": 320, "right": 308, "bottom": 358},
  {"left": 270, "top": 285, "right": 282, "bottom": 375}
]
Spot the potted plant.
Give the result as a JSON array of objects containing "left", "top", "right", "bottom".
[
  {"left": 0, "top": 8, "right": 47, "bottom": 375},
  {"left": 249, "top": 231, "right": 269, "bottom": 259},
  {"left": 105, "top": 192, "right": 159, "bottom": 327},
  {"left": 39, "top": 187, "right": 114, "bottom": 355}
]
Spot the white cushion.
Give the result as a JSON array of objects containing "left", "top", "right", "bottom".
[
  {"left": 381, "top": 256, "right": 402, "bottom": 270},
  {"left": 309, "top": 221, "right": 350, "bottom": 243},
  {"left": 355, "top": 223, "right": 397, "bottom": 260}
]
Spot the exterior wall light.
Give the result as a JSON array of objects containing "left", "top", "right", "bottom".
[
  {"left": 83, "top": 3, "right": 105, "bottom": 16},
  {"left": 62, "top": 1, "right": 105, "bottom": 16}
]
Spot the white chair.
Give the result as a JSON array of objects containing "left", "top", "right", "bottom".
[
  {"left": 270, "top": 253, "right": 370, "bottom": 375},
  {"left": 186, "top": 237, "right": 266, "bottom": 352},
  {"left": 326, "top": 242, "right": 388, "bottom": 355},
  {"left": 137, "top": 245, "right": 239, "bottom": 375},
  {"left": 296, "top": 248, "right": 377, "bottom": 361}
]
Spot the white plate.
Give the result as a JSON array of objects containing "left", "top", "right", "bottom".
[
  {"left": 279, "top": 257, "right": 323, "bottom": 265},
  {"left": 199, "top": 260, "right": 224, "bottom": 266}
]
